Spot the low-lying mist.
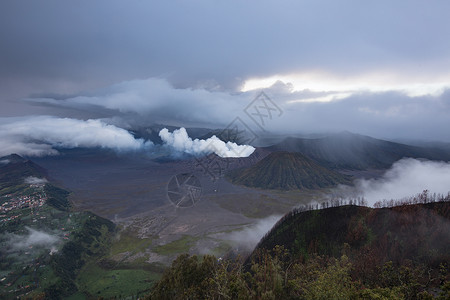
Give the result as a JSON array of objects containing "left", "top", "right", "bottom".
[
  {"left": 223, "top": 215, "right": 282, "bottom": 252},
  {"left": 3, "top": 226, "right": 60, "bottom": 252},
  {"left": 336, "top": 158, "right": 450, "bottom": 206}
]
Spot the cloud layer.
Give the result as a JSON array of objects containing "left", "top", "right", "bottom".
[
  {"left": 0, "top": 115, "right": 255, "bottom": 158},
  {"left": 1, "top": 1, "right": 450, "bottom": 147},
  {"left": 27, "top": 78, "right": 450, "bottom": 142}
]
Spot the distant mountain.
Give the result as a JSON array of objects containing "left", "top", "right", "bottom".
[
  {"left": 227, "top": 151, "right": 351, "bottom": 190},
  {"left": 266, "top": 132, "right": 450, "bottom": 170},
  {"left": 253, "top": 201, "right": 450, "bottom": 268}
]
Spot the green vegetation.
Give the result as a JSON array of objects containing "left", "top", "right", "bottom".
[
  {"left": 147, "top": 248, "right": 449, "bottom": 299},
  {"left": 227, "top": 151, "right": 351, "bottom": 190},
  {"left": 109, "top": 231, "right": 154, "bottom": 256},
  {"left": 44, "top": 213, "right": 116, "bottom": 297},
  {"left": 76, "top": 264, "right": 158, "bottom": 298},
  {"left": 44, "top": 184, "right": 71, "bottom": 211},
  {"left": 154, "top": 235, "right": 200, "bottom": 255}
]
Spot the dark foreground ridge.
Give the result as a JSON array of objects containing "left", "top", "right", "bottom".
[{"left": 253, "top": 201, "right": 450, "bottom": 267}]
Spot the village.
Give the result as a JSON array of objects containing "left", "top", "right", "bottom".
[{"left": 0, "top": 184, "right": 47, "bottom": 224}]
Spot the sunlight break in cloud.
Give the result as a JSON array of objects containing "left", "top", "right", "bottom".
[
  {"left": 242, "top": 71, "right": 450, "bottom": 98},
  {"left": 0, "top": 116, "right": 152, "bottom": 157},
  {"left": 159, "top": 127, "right": 255, "bottom": 158}
]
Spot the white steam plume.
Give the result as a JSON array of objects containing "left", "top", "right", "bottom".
[
  {"left": 0, "top": 116, "right": 153, "bottom": 157},
  {"left": 159, "top": 127, "right": 255, "bottom": 158}
]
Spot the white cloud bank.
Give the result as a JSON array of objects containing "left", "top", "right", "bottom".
[
  {"left": 159, "top": 127, "right": 255, "bottom": 158},
  {"left": 355, "top": 158, "right": 450, "bottom": 205},
  {"left": 0, "top": 116, "right": 151, "bottom": 157}
]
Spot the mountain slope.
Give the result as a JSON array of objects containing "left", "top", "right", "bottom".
[
  {"left": 227, "top": 151, "right": 351, "bottom": 190},
  {"left": 0, "top": 154, "right": 48, "bottom": 195},
  {"left": 266, "top": 132, "right": 450, "bottom": 170}
]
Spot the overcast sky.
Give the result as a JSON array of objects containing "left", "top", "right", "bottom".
[{"left": 1, "top": 0, "right": 450, "bottom": 156}]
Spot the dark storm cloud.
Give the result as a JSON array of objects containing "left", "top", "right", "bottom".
[{"left": 1, "top": 0, "right": 450, "bottom": 104}]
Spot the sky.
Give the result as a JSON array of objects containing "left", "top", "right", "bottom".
[{"left": 1, "top": 0, "right": 450, "bottom": 156}]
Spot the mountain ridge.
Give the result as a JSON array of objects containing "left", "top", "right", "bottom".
[{"left": 266, "top": 132, "right": 450, "bottom": 170}]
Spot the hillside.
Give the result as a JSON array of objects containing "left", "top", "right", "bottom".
[
  {"left": 0, "top": 155, "right": 116, "bottom": 299},
  {"left": 0, "top": 154, "right": 48, "bottom": 195},
  {"left": 254, "top": 201, "right": 450, "bottom": 268},
  {"left": 227, "top": 151, "right": 351, "bottom": 190},
  {"left": 266, "top": 132, "right": 450, "bottom": 170}
]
